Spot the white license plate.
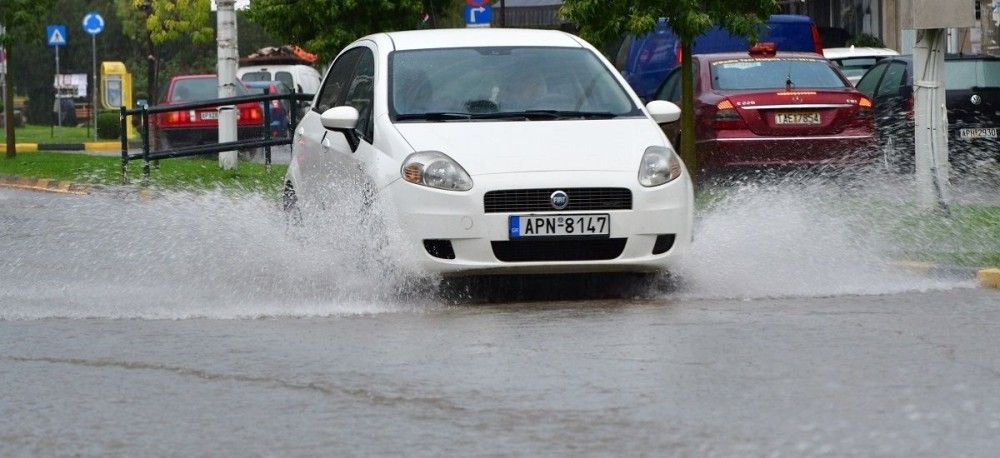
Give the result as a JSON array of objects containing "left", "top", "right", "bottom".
[
  {"left": 959, "top": 127, "right": 998, "bottom": 139},
  {"left": 509, "top": 214, "right": 610, "bottom": 239},
  {"left": 200, "top": 111, "right": 218, "bottom": 120},
  {"left": 775, "top": 112, "right": 821, "bottom": 125}
]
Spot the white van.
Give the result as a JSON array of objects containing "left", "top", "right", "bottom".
[{"left": 237, "top": 64, "right": 322, "bottom": 95}]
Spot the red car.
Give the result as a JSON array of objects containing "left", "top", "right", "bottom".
[
  {"left": 654, "top": 44, "right": 875, "bottom": 172},
  {"left": 152, "top": 75, "right": 264, "bottom": 151}
]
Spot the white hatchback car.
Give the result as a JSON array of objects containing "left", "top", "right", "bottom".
[
  {"left": 823, "top": 46, "right": 900, "bottom": 86},
  {"left": 286, "top": 29, "right": 693, "bottom": 276}
]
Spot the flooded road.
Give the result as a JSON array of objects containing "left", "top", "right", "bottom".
[{"left": 1, "top": 174, "right": 998, "bottom": 455}]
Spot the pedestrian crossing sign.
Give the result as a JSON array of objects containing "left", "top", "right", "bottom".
[{"left": 47, "top": 25, "right": 67, "bottom": 47}]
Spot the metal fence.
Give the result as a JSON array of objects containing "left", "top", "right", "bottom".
[{"left": 119, "top": 92, "right": 313, "bottom": 182}]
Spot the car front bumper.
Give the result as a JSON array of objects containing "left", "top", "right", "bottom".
[{"left": 385, "top": 170, "right": 694, "bottom": 276}]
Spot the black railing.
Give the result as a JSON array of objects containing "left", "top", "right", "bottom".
[{"left": 119, "top": 92, "right": 314, "bottom": 182}]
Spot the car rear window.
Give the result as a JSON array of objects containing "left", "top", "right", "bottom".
[
  {"left": 831, "top": 57, "right": 881, "bottom": 80},
  {"left": 241, "top": 71, "right": 271, "bottom": 82},
  {"left": 711, "top": 58, "right": 846, "bottom": 90},
  {"left": 170, "top": 78, "right": 247, "bottom": 102},
  {"left": 945, "top": 60, "right": 1000, "bottom": 90}
]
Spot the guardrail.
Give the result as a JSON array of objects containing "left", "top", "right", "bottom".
[{"left": 119, "top": 92, "right": 314, "bottom": 183}]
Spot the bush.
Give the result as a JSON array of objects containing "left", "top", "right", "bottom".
[
  {"left": 847, "top": 34, "right": 886, "bottom": 48},
  {"left": 96, "top": 111, "right": 120, "bottom": 140}
]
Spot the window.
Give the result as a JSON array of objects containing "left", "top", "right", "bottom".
[
  {"left": 854, "top": 62, "right": 887, "bottom": 99},
  {"left": 275, "top": 72, "right": 294, "bottom": 91},
  {"left": 241, "top": 71, "right": 271, "bottom": 82},
  {"left": 343, "top": 50, "right": 375, "bottom": 143},
  {"left": 655, "top": 69, "right": 682, "bottom": 103},
  {"left": 710, "top": 58, "right": 846, "bottom": 90},
  {"left": 314, "top": 48, "right": 363, "bottom": 113},
  {"left": 876, "top": 63, "right": 906, "bottom": 98}
]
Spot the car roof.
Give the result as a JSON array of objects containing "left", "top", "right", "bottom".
[
  {"left": 383, "top": 28, "right": 583, "bottom": 51},
  {"left": 694, "top": 51, "right": 828, "bottom": 62},
  {"left": 768, "top": 14, "right": 813, "bottom": 23},
  {"left": 172, "top": 74, "right": 215, "bottom": 81},
  {"left": 823, "top": 47, "right": 900, "bottom": 59}
]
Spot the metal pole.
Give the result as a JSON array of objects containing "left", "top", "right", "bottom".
[
  {"left": 141, "top": 105, "right": 150, "bottom": 181},
  {"left": 92, "top": 34, "right": 98, "bottom": 141},
  {"left": 55, "top": 46, "right": 61, "bottom": 128},
  {"left": 500, "top": 0, "right": 506, "bottom": 28},
  {"left": 120, "top": 106, "right": 129, "bottom": 183},
  {"left": 263, "top": 96, "right": 272, "bottom": 171}
]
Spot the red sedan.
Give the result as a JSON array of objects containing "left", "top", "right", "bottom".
[
  {"left": 654, "top": 45, "right": 875, "bottom": 172},
  {"left": 152, "top": 75, "right": 264, "bottom": 152}
]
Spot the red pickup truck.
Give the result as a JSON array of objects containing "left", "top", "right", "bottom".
[{"left": 152, "top": 75, "right": 264, "bottom": 152}]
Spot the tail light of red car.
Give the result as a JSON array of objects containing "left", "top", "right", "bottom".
[
  {"left": 712, "top": 99, "right": 746, "bottom": 130},
  {"left": 856, "top": 97, "right": 874, "bottom": 118},
  {"left": 161, "top": 110, "right": 195, "bottom": 127}
]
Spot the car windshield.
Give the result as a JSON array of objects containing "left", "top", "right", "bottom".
[
  {"left": 171, "top": 78, "right": 247, "bottom": 102},
  {"left": 389, "top": 47, "right": 640, "bottom": 120},
  {"left": 832, "top": 57, "right": 880, "bottom": 79},
  {"left": 711, "top": 58, "right": 847, "bottom": 90},
  {"left": 945, "top": 60, "right": 1000, "bottom": 90}
]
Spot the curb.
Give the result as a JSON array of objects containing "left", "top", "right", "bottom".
[
  {"left": 0, "top": 175, "right": 92, "bottom": 195},
  {"left": 894, "top": 261, "right": 1000, "bottom": 290},
  {"left": 12, "top": 142, "right": 121, "bottom": 152}
]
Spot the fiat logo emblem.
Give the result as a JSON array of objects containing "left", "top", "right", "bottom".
[
  {"left": 971, "top": 94, "right": 983, "bottom": 105},
  {"left": 550, "top": 190, "right": 569, "bottom": 210}
]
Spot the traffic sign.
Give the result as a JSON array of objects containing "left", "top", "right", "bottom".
[
  {"left": 464, "top": 4, "right": 492, "bottom": 27},
  {"left": 83, "top": 12, "right": 105, "bottom": 35},
  {"left": 47, "top": 25, "right": 67, "bottom": 47},
  {"left": 466, "top": 0, "right": 490, "bottom": 6}
]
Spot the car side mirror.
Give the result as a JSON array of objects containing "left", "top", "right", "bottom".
[
  {"left": 646, "top": 100, "right": 681, "bottom": 124},
  {"left": 321, "top": 106, "right": 360, "bottom": 151}
]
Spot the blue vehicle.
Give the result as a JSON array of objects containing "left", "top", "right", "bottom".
[
  {"left": 244, "top": 80, "right": 293, "bottom": 138},
  {"left": 612, "top": 15, "right": 824, "bottom": 101}
]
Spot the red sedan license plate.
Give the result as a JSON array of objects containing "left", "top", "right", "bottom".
[
  {"left": 200, "top": 111, "right": 218, "bottom": 120},
  {"left": 509, "top": 214, "right": 610, "bottom": 239},
  {"left": 775, "top": 112, "right": 821, "bottom": 125}
]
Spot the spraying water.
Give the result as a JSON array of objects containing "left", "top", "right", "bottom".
[{"left": 2, "top": 162, "right": 992, "bottom": 319}]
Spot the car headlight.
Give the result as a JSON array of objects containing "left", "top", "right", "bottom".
[
  {"left": 638, "top": 145, "right": 683, "bottom": 187},
  {"left": 401, "top": 151, "right": 473, "bottom": 191}
]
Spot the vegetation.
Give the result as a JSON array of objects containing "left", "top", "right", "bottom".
[
  {"left": 1, "top": 0, "right": 58, "bottom": 157},
  {"left": 561, "top": 0, "right": 779, "bottom": 182},
  {"left": 244, "top": 0, "right": 461, "bottom": 63},
  {"left": 0, "top": 151, "right": 287, "bottom": 195},
  {"left": 0, "top": 125, "right": 92, "bottom": 144},
  {"left": 96, "top": 112, "right": 121, "bottom": 140}
]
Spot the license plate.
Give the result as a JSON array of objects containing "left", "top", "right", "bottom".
[
  {"left": 775, "top": 112, "right": 821, "bottom": 125},
  {"left": 200, "top": 111, "right": 218, "bottom": 120},
  {"left": 959, "top": 127, "right": 998, "bottom": 139},
  {"left": 509, "top": 214, "right": 610, "bottom": 239}
]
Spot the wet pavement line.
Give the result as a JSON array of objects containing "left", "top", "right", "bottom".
[
  {"left": 978, "top": 269, "right": 1000, "bottom": 289},
  {"left": 0, "top": 175, "right": 91, "bottom": 195}
]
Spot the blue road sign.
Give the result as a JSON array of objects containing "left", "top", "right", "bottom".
[
  {"left": 464, "top": 5, "right": 492, "bottom": 27},
  {"left": 83, "top": 12, "right": 105, "bottom": 35},
  {"left": 47, "top": 25, "right": 68, "bottom": 47}
]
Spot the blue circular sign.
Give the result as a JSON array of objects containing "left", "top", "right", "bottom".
[{"left": 83, "top": 12, "right": 104, "bottom": 35}]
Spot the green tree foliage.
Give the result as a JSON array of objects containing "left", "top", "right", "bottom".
[
  {"left": 562, "top": 0, "right": 778, "bottom": 181},
  {"left": 115, "top": 0, "right": 215, "bottom": 102},
  {"left": 1, "top": 0, "right": 58, "bottom": 157},
  {"left": 245, "top": 0, "right": 454, "bottom": 63}
]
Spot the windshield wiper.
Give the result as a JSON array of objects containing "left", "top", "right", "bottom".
[
  {"left": 395, "top": 112, "right": 473, "bottom": 121},
  {"left": 474, "top": 110, "right": 619, "bottom": 120}
]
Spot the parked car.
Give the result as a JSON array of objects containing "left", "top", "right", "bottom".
[
  {"left": 244, "top": 80, "right": 292, "bottom": 138},
  {"left": 653, "top": 44, "right": 875, "bottom": 173},
  {"left": 238, "top": 64, "right": 321, "bottom": 95},
  {"left": 614, "top": 15, "right": 824, "bottom": 101},
  {"left": 854, "top": 54, "right": 1000, "bottom": 172},
  {"left": 287, "top": 28, "right": 693, "bottom": 276},
  {"left": 151, "top": 75, "right": 264, "bottom": 152},
  {"left": 823, "top": 46, "right": 900, "bottom": 86}
]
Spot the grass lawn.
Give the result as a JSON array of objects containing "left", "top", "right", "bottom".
[
  {"left": 0, "top": 151, "right": 287, "bottom": 197},
  {"left": 1, "top": 124, "right": 94, "bottom": 144}
]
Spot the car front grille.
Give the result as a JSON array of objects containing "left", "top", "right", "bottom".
[
  {"left": 491, "top": 238, "right": 627, "bottom": 262},
  {"left": 484, "top": 188, "right": 632, "bottom": 213}
]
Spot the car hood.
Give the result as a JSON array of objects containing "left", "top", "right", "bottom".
[{"left": 391, "top": 118, "right": 665, "bottom": 176}]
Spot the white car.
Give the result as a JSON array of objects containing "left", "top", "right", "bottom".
[
  {"left": 286, "top": 29, "right": 693, "bottom": 276},
  {"left": 823, "top": 46, "right": 900, "bottom": 86}
]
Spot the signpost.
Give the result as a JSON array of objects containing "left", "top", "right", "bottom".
[
  {"left": 83, "top": 12, "right": 105, "bottom": 141},
  {"left": 465, "top": 0, "right": 492, "bottom": 28},
  {"left": 47, "top": 25, "right": 68, "bottom": 129}
]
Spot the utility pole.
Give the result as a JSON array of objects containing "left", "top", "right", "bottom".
[
  {"left": 216, "top": 0, "right": 239, "bottom": 170},
  {"left": 500, "top": 0, "right": 506, "bottom": 27}
]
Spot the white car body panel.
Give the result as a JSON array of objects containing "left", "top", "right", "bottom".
[{"left": 287, "top": 29, "right": 694, "bottom": 276}]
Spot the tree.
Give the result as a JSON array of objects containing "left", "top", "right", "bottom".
[
  {"left": 1, "top": 0, "right": 57, "bottom": 158},
  {"left": 245, "top": 0, "right": 453, "bottom": 63},
  {"left": 562, "top": 0, "right": 778, "bottom": 181},
  {"left": 115, "top": 0, "right": 214, "bottom": 103}
]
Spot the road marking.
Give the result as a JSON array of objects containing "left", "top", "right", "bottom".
[{"left": 978, "top": 269, "right": 1000, "bottom": 289}]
